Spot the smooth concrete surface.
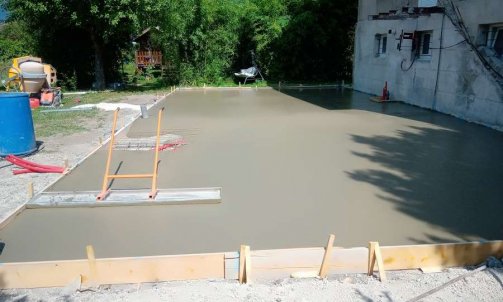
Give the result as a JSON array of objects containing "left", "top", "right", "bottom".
[{"left": 1, "top": 88, "right": 502, "bottom": 262}]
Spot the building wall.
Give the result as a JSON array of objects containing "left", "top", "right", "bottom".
[{"left": 354, "top": 0, "right": 503, "bottom": 130}]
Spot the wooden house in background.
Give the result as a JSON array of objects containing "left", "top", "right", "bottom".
[{"left": 133, "top": 27, "right": 163, "bottom": 70}]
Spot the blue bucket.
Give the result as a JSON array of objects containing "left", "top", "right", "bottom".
[{"left": 0, "top": 93, "right": 37, "bottom": 156}]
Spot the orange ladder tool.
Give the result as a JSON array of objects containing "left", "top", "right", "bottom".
[{"left": 97, "top": 107, "right": 164, "bottom": 201}]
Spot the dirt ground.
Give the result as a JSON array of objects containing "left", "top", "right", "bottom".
[
  {"left": 0, "top": 107, "right": 139, "bottom": 224},
  {"left": 1, "top": 90, "right": 502, "bottom": 301},
  {"left": 2, "top": 268, "right": 503, "bottom": 301}
]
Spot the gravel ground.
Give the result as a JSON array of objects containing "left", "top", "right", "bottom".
[
  {"left": 1, "top": 93, "right": 502, "bottom": 301},
  {"left": 0, "top": 108, "right": 139, "bottom": 223},
  {"left": 2, "top": 268, "right": 503, "bottom": 302}
]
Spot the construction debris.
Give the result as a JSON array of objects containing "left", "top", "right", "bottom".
[
  {"left": 113, "top": 134, "right": 185, "bottom": 151},
  {"left": 486, "top": 256, "right": 503, "bottom": 268}
]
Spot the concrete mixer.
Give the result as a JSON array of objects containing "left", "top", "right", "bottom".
[{"left": 1, "top": 56, "right": 62, "bottom": 107}]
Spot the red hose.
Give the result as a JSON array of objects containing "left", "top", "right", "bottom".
[
  {"left": 157, "top": 140, "right": 186, "bottom": 151},
  {"left": 5, "top": 155, "right": 65, "bottom": 174},
  {"left": 6, "top": 155, "right": 63, "bottom": 170}
]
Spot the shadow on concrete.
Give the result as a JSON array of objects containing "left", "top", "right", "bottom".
[
  {"left": 273, "top": 87, "right": 492, "bottom": 130},
  {"left": 276, "top": 87, "right": 503, "bottom": 243},
  {"left": 346, "top": 126, "right": 503, "bottom": 242}
]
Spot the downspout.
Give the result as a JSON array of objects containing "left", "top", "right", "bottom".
[{"left": 432, "top": 13, "right": 445, "bottom": 110}]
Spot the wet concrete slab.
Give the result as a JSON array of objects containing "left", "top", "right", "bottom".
[{"left": 1, "top": 88, "right": 503, "bottom": 262}]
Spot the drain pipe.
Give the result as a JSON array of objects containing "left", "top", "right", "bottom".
[{"left": 432, "top": 13, "right": 445, "bottom": 110}]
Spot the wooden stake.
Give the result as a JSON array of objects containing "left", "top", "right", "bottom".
[
  {"left": 99, "top": 136, "right": 103, "bottom": 145},
  {"left": 245, "top": 246, "right": 251, "bottom": 283},
  {"left": 368, "top": 242, "right": 375, "bottom": 276},
  {"left": 86, "top": 245, "right": 97, "bottom": 283},
  {"left": 239, "top": 245, "right": 251, "bottom": 284},
  {"left": 63, "top": 158, "right": 69, "bottom": 171},
  {"left": 239, "top": 245, "right": 245, "bottom": 283},
  {"left": 27, "top": 182, "right": 34, "bottom": 199},
  {"left": 319, "top": 234, "right": 335, "bottom": 278},
  {"left": 368, "top": 241, "right": 387, "bottom": 281}
]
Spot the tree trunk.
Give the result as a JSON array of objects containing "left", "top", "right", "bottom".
[{"left": 90, "top": 31, "right": 106, "bottom": 90}]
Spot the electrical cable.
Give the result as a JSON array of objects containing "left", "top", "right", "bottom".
[
  {"left": 401, "top": 53, "right": 416, "bottom": 71},
  {"left": 441, "top": 0, "right": 503, "bottom": 81},
  {"left": 430, "top": 39, "right": 466, "bottom": 49}
]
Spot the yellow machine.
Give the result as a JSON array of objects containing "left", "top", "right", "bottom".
[{"left": 2, "top": 56, "right": 61, "bottom": 106}]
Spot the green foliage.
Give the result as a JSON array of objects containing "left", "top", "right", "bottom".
[
  {"left": 4, "top": 0, "right": 357, "bottom": 88},
  {"left": 0, "top": 20, "right": 35, "bottom": 68},
  {"left": 6, "top": 0, "right": 145, "bottom": 89}
]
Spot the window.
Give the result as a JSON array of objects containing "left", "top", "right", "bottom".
[
  {"left": 416, "top": 31, "right": 432, "bottom": 59},
  {"left": 487, "top": 24, "right": 503, "bottom": 56},
  {"left": 375, "top": 34, "right": 387, "bottom": 57}
]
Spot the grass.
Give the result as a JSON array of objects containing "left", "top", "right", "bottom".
[
  {"left": 29, "top": 61, "right": 342, "bottom": 138},
  {"left": 32, "top": 108, "right": 102, "bottom": 137}
]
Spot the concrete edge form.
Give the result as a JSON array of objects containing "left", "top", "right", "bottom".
[
  {"left": 1, "top": 240, "right": 501, "bottom": 289},
  {"left": 0, "top": 203, "right": 26, "bottom": 230},
  {"left": 26, "top": 187, "right": 222, "bottom": 208}
]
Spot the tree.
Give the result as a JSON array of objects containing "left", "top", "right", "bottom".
[
  {"left": 0, "top": 20, "right": 35, "bottom": 68},
  {"left": 7, "top": 0, "right": 144, "bottom": 89}
]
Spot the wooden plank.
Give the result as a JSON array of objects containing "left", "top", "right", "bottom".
[
  {"left": 0, "top": 253, "right": 225, "bottom": 289},
  {"left": 374, "top": 242, "right": 387, "bottom": 281},
  {"left": 2, "top": 241, "right": 503, "bottom": 288},
  {"left": 380, "top": 241, "right": 503, "bottom": 270},
  {"left": 238, "top": 245, "right": 246, "bottom": 284},
  {"left": 226, "top": 241, "right": 503, "bottom": 280},
  {"left": 368, "top": 242, "right": 376, "bottom": 276},
  {"left": 244, "top": 247, "right": 368, "bottom": 280},
  {"left": 86, "top": 245, "right": 97, "bottom": 284},
  {"left": 319, "top": 234, "right": 335, "bottom": 278},
  {"left": 244, "top": 246, "right": 251, "bottom": 284}
]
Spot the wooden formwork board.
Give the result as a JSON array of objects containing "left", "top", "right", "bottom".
[
  {"left": 224, "top": 241, "right": 503, "bottom": 280},
  {"left": 0, "top": 253, "right": 225, "bottom": 289},
  {"left": 1, "top": 241, "right": 502, "bottom": 289}
]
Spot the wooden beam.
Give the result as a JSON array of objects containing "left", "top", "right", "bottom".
[
  {"left": 319, "top": 234, "right": 335, "bottom": 278},
  {"left": 239, "top": 245, "right": 251, "bottom": 284},
  {"left": 27, "top": 181, "right": 34, "bottom": 199},
  {"left": 239, "top": 245, "right": 246, "bottom": 283},
  {"left": 86, "top": 245, "right": 97, "bottom": 284},
  {"left": 368, "top": 242, "right": 387, "bottom": 281},
  {"left": 380, "top": 241, "right": 503, "bottom": 270},
  {"left": 0, "top": 253, "right": 225, "bottom": 289},
  {"left": 2, "top": 241, "right": 502, "bottom": 289},
  {"left": 376, "top": 243, "right": 387, "bottom": 281},
  {"left": 225, "top": 241, "right": 503, "bottom": 281},
  {"left": 368, "top": 242, "right": 376, "bottom": 276},
  {"left": 244, "top": 246, "right": 251, "bottom": 284}
]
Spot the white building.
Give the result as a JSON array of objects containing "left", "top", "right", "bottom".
[{"left": 353, "top": 0, "right": 503, "bottom": 130}]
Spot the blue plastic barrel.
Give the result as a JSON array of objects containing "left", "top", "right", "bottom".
[{"left": 0, "top": 93, "right": 37, "bottom": 156}]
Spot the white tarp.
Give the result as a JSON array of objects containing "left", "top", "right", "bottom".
[{"left": 73, "top": 102, "right": 141, "bottom": 111}]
